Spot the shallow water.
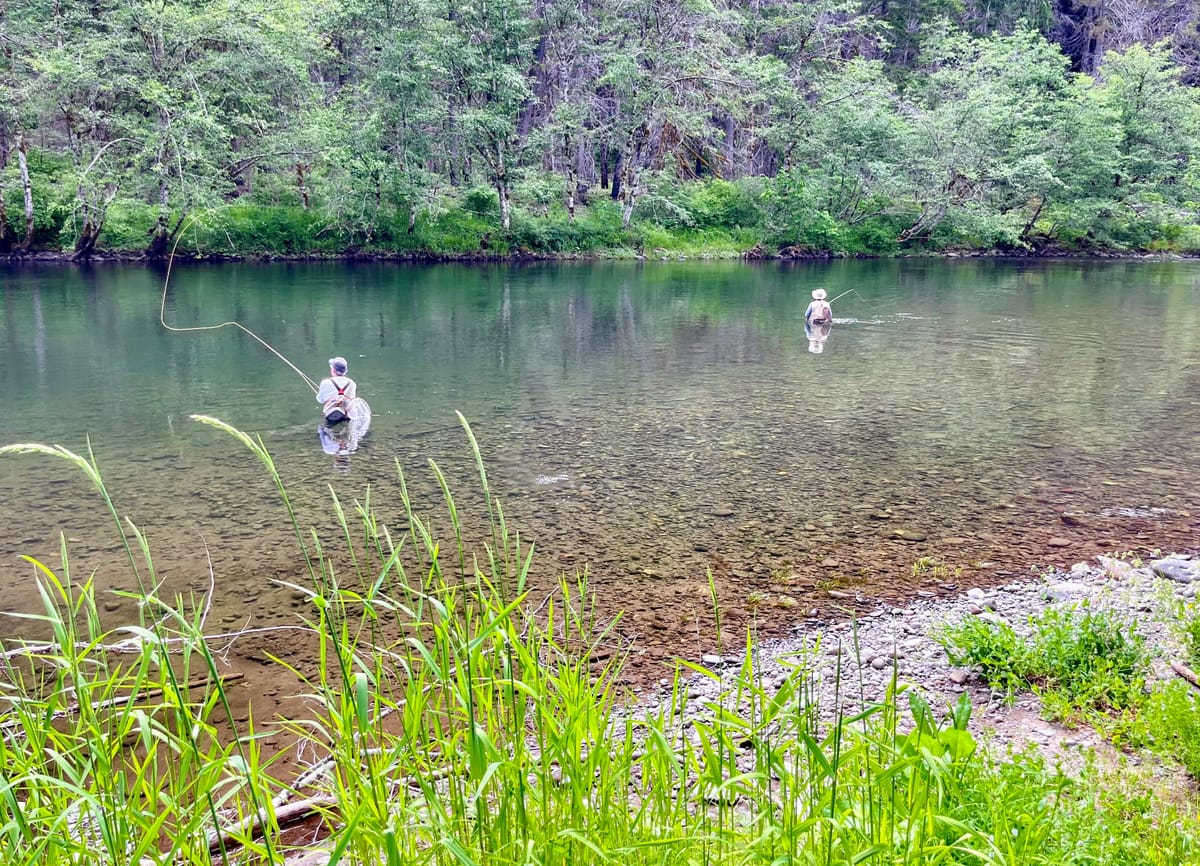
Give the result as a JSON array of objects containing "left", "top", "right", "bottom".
[{"left": 1, "top": 258, "right": 1198, "bottom": 690}]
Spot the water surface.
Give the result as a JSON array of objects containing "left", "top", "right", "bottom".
[{"left": 2, "top": 258, "right": 1198, "bottom": 685}]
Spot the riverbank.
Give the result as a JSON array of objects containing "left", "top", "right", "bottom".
[
  {"left": 7, "top": 244, "right": 1200, "bottom": 266},
  {"left": 272, "top": 550, "right": 1200, "bottom": 865},
  {"left": 666, "top": 549, "right": 1200, "bottom": 765}
]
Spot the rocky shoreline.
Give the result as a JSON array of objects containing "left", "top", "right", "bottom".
[{"left": 651, "top": 550, "right": 1200, "bottom": 768}]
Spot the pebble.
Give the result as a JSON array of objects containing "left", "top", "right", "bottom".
[{"left": 660, "top": 550, "right": 1197, "bottom": 765}]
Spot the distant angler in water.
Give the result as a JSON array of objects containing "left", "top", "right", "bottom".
[
  {"left": 805, "top": 288, "right": 832, "bottom": 325},
  {"left": 804, "top": 289, "right": 833, "bottom": 353}
]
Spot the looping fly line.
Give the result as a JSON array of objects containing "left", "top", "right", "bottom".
[{"left": 158, "top": 220, "right": 318, "bottom": 394}]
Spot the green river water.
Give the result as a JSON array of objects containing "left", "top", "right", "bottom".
[{"left": 1, "top": 258, "right": 1198, "bottom": 690}]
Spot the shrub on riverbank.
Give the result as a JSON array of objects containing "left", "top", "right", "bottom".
[
  {"left": 1, "top": 423, "right": 1198, "bottom": 865},
  {"left": 934, "top": 604, "right": 1150, "bottom": 724},
  {"left": 9, "top": 158, "right": 1200, "bottom": 260}
]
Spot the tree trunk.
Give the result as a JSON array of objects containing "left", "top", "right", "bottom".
[
  {"left": 0, "top": 190, "right": 11, "bottom": 253},
  {"left": 516, "top": 32, "right": 549, "bottom": 144},
  {"left": 498, "top": 182, "right": 511, "bottom": 234},
  {"left": 145, "top": 180, "right": 171, "bottom": 258},
  {"left": 722, "top": 114, "right": 736, "bottom": 179},
  {"left": 600, "top": 143, "right": 610, "bottom": 192},
  {"left": 494, "top": 142, "right": 511, "bottom": 234},
  {"left": 16, "top": 134, "right": 33, "bottom": 251},
  {"left": 620, "top": 154, "right": 638, "bottom": 228},
  {"left": 610, "top": 150, "right": 623, "bottom": 201},
  {"left": 1018, "top": 197, "right": 1046, "bottom": 245},
  {"left": 296, "top": 162, "right": 310, "bottom": 209},
  {"left": 146, "top": 214, "right": 171, "bottom": 259},
  {"left": 72, "top": 219, "right": 101, "bottom": 260},
  {"left": 564, "top": 133, "right": 577, "bottom": 222},
  {"left": 619, "top": 127, "right": 647, "bottom": 229}
]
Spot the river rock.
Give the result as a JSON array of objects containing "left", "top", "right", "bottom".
[
  {"left": 1151, "top": 556, "right": 1200, "bottom": 583},
  {"left": 1042, "top": 581, "right": 1088, "bottom": 601},
  {"left": 893, "top": 529, "right": 927, "bottom": 542}
]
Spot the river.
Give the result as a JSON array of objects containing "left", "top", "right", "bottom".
[{"left": 1, "top": 258, "right": 1198, "bottom": 698}]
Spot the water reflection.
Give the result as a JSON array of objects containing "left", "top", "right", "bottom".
[
  {"left": 0, "top": 259, "right": 1198, "bottom": 683},
  {"left": 317, "top": 398, "right": 371, "bottom": 473},
  {"left": 805, "top": 319, "right": 832, "bottom": 354}
]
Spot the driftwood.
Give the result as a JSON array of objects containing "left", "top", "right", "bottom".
[
  {"left": 0, "top": 672, "right": 245, "bottom": 731},
  {"left": 208, "top": 795, "right": 338, "bottom": 854},
  {"left": 1171, "top": 660, "right": 1200, "bottom": 690}
]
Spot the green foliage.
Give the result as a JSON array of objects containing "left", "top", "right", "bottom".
[
  {"left": 409, "top": 206, "right": 503, "bottom": 255},
  {"left": 1, "top": 149, "right": 74, "bottom": 248},
  {"left": 684, "top": 178, "right": 764, "bottom": 230},
  {"left": 97, "top": 201, "right": 162, "bottom": 250},
  {"left": 842, "top": 216, "right": 905, "bottom": 254},
  {"left": 1135, "top": 682, "right": 1200, "bottom": 778},
  {"left": 934, "top": 602, "right": 1149, "bottom": 720},
  {"left": 4, "top": 426, "right": 1200, "bottom": 864},
  {"left": 510, "top": 169, "right": 568, "bottom": 216},
  {"left": 462, "top": 185, "right": 501, "bottom": 217},
  {"left": 5, "top": 0, "right": 1200, "bottom": 257},
  {"left": 1174, "top": 600, "right": 1200, "bottom": 667},
  {"left": 935, "top": 614, "right": 1033, "bottom": 695}
]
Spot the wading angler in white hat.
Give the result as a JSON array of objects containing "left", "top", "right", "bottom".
[
  {"left": 805, "top": 289, "right": 832, "bottom": 325},
  {"left": 316, "top": 356, "right": 357, "bottom": 425}
]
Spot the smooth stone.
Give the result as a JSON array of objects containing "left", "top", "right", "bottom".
[
  {"left": 1046, "top": 537, "right": 1072, "bottom": 547},
  {"left": 1043, "top": 581, "right": 1088, "bottom": 601},
  {"left": 893, "top": 529, "right": 927, "bottom": 542},
  {"left": 1152, "top": 557, "right": 1200, "bottom": 583},
  {"left": 701, "top": 654, "right": 724, "bottom": 667},
  {"left": 949, "top": 670, "right": 969, "bottom": 685}
]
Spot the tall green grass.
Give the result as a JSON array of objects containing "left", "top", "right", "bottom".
[{"left": 1, "top": 422, "right": 1197, "bottom": 865}]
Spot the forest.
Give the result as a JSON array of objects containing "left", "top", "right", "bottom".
[{"left": 3, "top": 0, "right": 1200, "bottom": 259}]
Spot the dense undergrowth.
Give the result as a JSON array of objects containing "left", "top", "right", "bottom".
[
  {"left": 0, "top": 419, "right": 1197, "bottom": 865},
  {"left": 8, "top": 170, "right": 1200, "bottom": 261}
]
